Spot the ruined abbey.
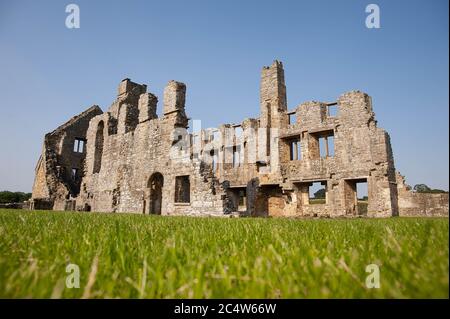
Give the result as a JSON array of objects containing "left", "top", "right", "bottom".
[{"left": 30, "top": 61, "right": 448, "bottom": 217}]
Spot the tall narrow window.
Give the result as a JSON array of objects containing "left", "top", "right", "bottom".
[
  {"left": 289, "top": 138, "right": 301, "bottom": 160},
  {"left": 327, "top": 103, "right": 338, "bottom": 117},
  {"left": 234, "top": 126, "right": 243, "bottom": 138},
  {"left": 288, "top": 111, "right": 297, "bottom": 125},
  {"left": 73, "top": 138, "right": 85, "bottom": 153},
  {"left": 233, "top": 146, "right": 241, "bottom": 168},
  {"left": 93, "top": 121, "right": 104, "bottom": 173},
  {"left": 71, "top": 168, "right": 78, "bottom": 181},
  {"left": 319, "top": 135, "right": 334, "bottom": 158}
]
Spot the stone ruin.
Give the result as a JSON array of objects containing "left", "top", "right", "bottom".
[{"left": 30, "top": 61, "right": 448, "bottom": 217}]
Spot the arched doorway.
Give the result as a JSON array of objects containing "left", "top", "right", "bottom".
[{"left": 147, "top": 172, "right": 163, "bottom": 215}]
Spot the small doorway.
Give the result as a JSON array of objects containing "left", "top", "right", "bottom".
[{"left": 344, "top": 178, "right": 368, "bottom": 215}]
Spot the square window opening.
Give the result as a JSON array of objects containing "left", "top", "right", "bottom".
[
  {"left": 309, "top": 181, "right": 326, "bottom": 205},
  {"left": 328, "top": 104, "right": 338, "bottom": 117},
  {"left": 310, "top": 130, "right": 334, "bottom": 159}
]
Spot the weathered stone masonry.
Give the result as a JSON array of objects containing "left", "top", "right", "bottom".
[{"left": 30, "top": 61, "right": 448, "bottom": 217}]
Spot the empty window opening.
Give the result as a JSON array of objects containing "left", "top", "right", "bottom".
[
  {"left": 175, "top": 175, "right": 190, "bottom": 203},
  {"left": 73, "top": 138, "right": 85, "bottom": 153},
  {"left": 234, "top": 126, "right": 243, "bottom": 138},
  {"left": 310, "top": 130, "right": 334, "bottom": 159},
  {"left": 288, "top": 111, "right": 297, "bottom": 125},
  {"left": 289, "top": 138, "right": 301, "bottom": 161},
  {"left": 327, "top": 103, "right": 338, "bottom": 117},
  {"left": 233, "top": 146, "right": 241, "bottom": 168},
  {"left": 319, "top": 135, "right": 334, "bottom": 158},
  {"left": 309, "top": 182, "right": 326, "bottom": 205},
  {"left": 93, "top": 121, "right": 104, "bottom": 173},
  {"left": 71, "top": 168, "right": 78, "bottom": 181}
]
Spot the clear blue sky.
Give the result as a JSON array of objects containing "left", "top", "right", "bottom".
[{"left": 0, "top": 0, "right": 448, "bottom": 192}]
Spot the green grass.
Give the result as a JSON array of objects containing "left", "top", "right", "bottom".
[
  {"left": 0, "top": 209, "right": 448, "bottom": 298},
  {"left": 308, "top": 198, "right": 326, "bottom": 204}
]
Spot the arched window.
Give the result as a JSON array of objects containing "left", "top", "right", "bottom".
[{"left": 93, "top": 121, "right": 104, "bottom": 173}]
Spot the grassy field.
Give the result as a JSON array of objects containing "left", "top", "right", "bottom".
[{"left": 0, "top": 209, "right": 448, "bottom": 298}]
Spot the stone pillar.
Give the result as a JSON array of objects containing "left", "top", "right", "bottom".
[
  {"left": 260, "top": 60, "right": 287, "bottom": 124},
  {"left": 163, "top": 80, "right": 188, "bottom": 128},
  {"left": 163, "top": 80, "right": 186, "bottom": 114},
  {"left": 259, "top": 61, "right": 288, "bottom": 171},
  {"left": 138, "top": 93, "right": 158, "bottom": 123}
]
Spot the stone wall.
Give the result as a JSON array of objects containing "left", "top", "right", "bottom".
[
  {"left": 396, "top": 172, "right": 448, "bottom": 217},
  {"left": 30, "top": 105, "right": 103, "bottom": 210}
]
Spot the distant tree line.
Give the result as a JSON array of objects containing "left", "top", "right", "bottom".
[
  {"left": 0, "top": 191, "right": 32, "bottom": 203},
  {"left": 413, "top": 184, "right": 448, "bottom": 194}
]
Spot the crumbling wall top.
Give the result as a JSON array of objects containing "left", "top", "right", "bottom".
[
  {"left": 117, "top": 78, "right": 147, "bottom": 98},
  {"left": 163, "top": 80, "right": 186, "bottom": 115}
]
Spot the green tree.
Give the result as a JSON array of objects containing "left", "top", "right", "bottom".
[
  {"left": 314, "top": 188, "right": 326, "bottom": 199},
  {"left": 413, "top": 184, "right": 448, "bottom": 194},
  {"left": 413, "top": 184, "right": 431, "bottom": 193},
  {"left": 0, "top": 191, "right": 32, "bottom": 203}
]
